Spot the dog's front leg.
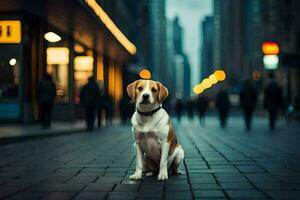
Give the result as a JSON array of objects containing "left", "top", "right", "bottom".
[
  {"left": 158, "top": 139, "right": 170, "bottom": 180},
  {"left": 129, "top": 142, "right": 143, "bottom": 180}
]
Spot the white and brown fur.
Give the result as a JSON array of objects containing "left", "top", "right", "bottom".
[{"left": 127, "top": 79, "right": 184, "bottom": 180}]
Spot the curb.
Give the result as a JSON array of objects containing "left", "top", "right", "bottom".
[{"left": 0, "top": 128, "right": 86, "bottom": 145}]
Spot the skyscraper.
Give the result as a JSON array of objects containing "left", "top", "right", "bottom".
[{"left": 200, "top": 16, "right": 214, "bottom": 80}]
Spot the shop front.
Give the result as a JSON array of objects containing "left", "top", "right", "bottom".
[{"left": 0, "top": 0, "right": 136, "bottom": 124}]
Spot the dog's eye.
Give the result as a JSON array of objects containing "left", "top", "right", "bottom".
[
  {"left": 137, "top": 87, "right": 143, "bottom": 91},
  {"left": 151, "top": 88, "right": 157, "bottom": 92}
]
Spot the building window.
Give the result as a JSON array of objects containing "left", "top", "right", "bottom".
[
  {"left": 74, "top": 52, "right": 94, "bottom": 104},
  {"left": 0, "top": 45, "right": 19, "bottom": 100},
  {"left": 46, "top": 47, "right": 69, "bottom": 102}
]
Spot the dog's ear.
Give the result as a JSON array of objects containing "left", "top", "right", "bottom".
[
  {"left": 127, "top": 81, "right": 138, "bottom": 101},
  {"left": 156, "top": 81, "right": 169, "bottom": 103}
]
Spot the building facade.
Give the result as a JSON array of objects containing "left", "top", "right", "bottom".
[{"left": 0, "top": 0, "right": 137, "bottom": 123}]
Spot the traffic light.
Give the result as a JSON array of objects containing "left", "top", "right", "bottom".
[{"left": 262, "top": 42, "right": 279, "bottom": 70}]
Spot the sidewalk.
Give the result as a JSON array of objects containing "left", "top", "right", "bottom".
[{"left": 0, "top": 121, "right": 86, "bottom": 144}]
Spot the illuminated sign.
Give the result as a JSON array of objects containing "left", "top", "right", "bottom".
[
  {"left": 84, "top": 0, "right": 136, "bottom": 55},
  {"left": 46, "top": 47, "right": 69, "bottom": 65},
  {"left": 0, "top": 20, "right": 21, "bottom": 43},
  {"left": 74, "top": 56, "right": 94, "bottom": 71}
]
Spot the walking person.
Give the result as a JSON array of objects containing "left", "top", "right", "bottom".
[
  {"left": 216, "top": 89, "right": 230, "bottom": 128},
  {"left": 263, "top": 73, "right": 284, "bottom": 131},
  {"left": 175, "top": 98, "right": 184, "bottom": 123},
  {"left": 239, "top": 79, "right": 258, "bottom": 131},
  {"left": 197, "top": 95, "right": 209, "bottom": 126},
  {"left": 80, "top": 76, "right": 101, "bottom": 131},
  {"left": 37, "top": 73, "right": 56, "bottom": 129}
]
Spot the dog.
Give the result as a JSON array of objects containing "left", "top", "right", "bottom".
[{"left": 127, "top": 79, "right": 184, "bottom": 180}]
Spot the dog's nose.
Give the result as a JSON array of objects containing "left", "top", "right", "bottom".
[{"left": 142, "top": 94, "right": 149, "bottom": 100}]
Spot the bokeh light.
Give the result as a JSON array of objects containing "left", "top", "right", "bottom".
[
  {"left": 193, "top": 83, "right": 204, "bottom": 94},
  {"left": 139, "top": 69, "right": 151, "bottom": 79},
  {"left": 214, "top": 70, "right": 226, "bottom": 81},
  {"left": 202, "top": 78, "right": 212, "bottom": 89},
  {"left": 209, "top": 74, "right": 218, "bottom": 84}
]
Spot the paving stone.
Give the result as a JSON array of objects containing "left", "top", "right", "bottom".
[
  {"left": 28, "top": 183, "right": 85, "bottom": 192},
  {"left": 192, "top": 183, "right": 221, "bottom": 190},
  {"left": 106, "top": 192, "right": 136, "bottom": 200},
  {"left": 165, "top": 184, "right": 190, "bottom": 191},
  {"left": 83, "top": 183, "right": 115, "bottom": 192},
  {"left": 225, "top": 189, "right": 266, "bottom": 199},
  {"left": 6, "top": 192, "right": 46, "bottom": 200},
  {"left": 220, "top": 182, "right": 254, "bottom": 189},
  {"left": 266, "top": 190, "right": 300, "bottom": 199},
  {"left": 42, "top": 192, "right": 75, "bottom": 200},
  {"left": 194, "top": 190, "right": 225, "bottom": 198},
  {"left": 73, "top": 192, "right": 107, "bottom": 200},
  {"left": 113, "top": 184, "right": 139, "bottom": 192},
  {"left": 165, "top": 191, "right": 193, "bottom": 200}
]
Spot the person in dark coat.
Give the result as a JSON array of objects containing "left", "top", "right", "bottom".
[
  {"left": 240, "top": 79, "right": 258, "bottom": 131},
  {"left": 197, "top": 95, "right": 209, "bottom": 126},
  {"left": 37, "top": 73, "right": 56, "bottom": 129},
  {"left": 80, "top": 76, "right": 101, "bottom": 131},
  {"left": 263, "top": 73, "right": 283, "bottom": 130},
  {"left": 216, "top": 89, "right": 230, "bottom": 128},
  {"left": 175, "top": 98, "right": 184, "bottom": 123},
  {"left": 186, "top": 98, "right": 195, "bottom": 120}
]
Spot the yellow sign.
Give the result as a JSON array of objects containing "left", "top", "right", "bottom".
[
  {"left": 0, "top": 20, "right": 21, "bottom": 43},
  {"left": 46, "top": 47, "right": 69, "bottom": 65}
]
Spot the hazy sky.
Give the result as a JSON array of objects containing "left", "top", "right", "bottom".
[{"left": 166, "top": 0, "right": 213, "bottom": 87}]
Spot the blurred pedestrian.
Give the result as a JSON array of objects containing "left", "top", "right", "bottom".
[
  {"left": 216, "top": 89, "right": 230, "bottom": 128},
  {"left": 239, "top": 79, "right": 258, "bottom": 131},
  {"left": 104, "top": 94, "right": 113, "bottom": 125},
  {"left": 263, "top": 73, "right": 283, "bottom": 130},
  {"left": 175, "top": 98, "right": 183, "bottom": 123},
  {"left": 197, "top": 95, "right": 208, "bottom": 126},
  {"left": 186, "top": 98, "right": 194, "bottom": 120},
  {"left": 37, "top": 73, "right": 56, "bottom": 129},
  {"left": 97, "top": 82, "right": 105, "bottom": 128},
  {"left": 80, "top": 76, "right": 101, "bottom": 131}
]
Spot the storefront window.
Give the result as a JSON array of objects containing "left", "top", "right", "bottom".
[
  {"left": 46, "top": 47, "right": 69, "bottom": 102},
  {"left": 74, "top": 54, "right": 94, "bottom": 104},
  {"left": 0, "top": 45, "right": 19, "bottom": 100}
]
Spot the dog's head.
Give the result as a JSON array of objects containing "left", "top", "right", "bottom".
[{"left": 127, "top": 79, "right": 168, "bottom": 110}]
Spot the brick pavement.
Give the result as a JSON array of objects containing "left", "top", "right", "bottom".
[{"left": 0, "top": 117, "right": 300, "bottom": 200}]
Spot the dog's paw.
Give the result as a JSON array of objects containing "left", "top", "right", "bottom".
[
  {"left": 158, "top": 172, "right": 168, "bottom": 180},
  {"left": 129, "top": 173, "right": 142, "bottom": 180},
  {"left": 145, "top": 172, "right": 154, "bottom": 177},
  {"left": 173, "top": 169, "right": 183, "bottom": 175}
]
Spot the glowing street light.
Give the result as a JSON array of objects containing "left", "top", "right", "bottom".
[
  {"left": 9, "top": 58, "right": 16, "bottom": 66},
  {"left": 209, "top": 74, "right": 218, "bottom": 84},
  {"left": 139, "top": 69, "right": 151, "bottom": 79},
  {"left": 193, "top": 84, "right": 205, "bottom": 94},
  {"left": 44, "top": 32, "right": 61, "bottom": 43},
  {"left": 202, "top": 78, "right": 213, "bottom": 89},
  {"left": 214, "top": 70, "right": 226, "bottom": 81}
]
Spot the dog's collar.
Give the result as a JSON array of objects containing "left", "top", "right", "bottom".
[{"left": 137, "top": 106, "right": 162, "bottom": 116}]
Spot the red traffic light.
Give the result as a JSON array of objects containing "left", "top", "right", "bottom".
[{"left": 262, "top": 42, "right": 280, "bottom": 55}]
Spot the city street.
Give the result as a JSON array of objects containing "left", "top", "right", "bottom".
[{"left": 1, "top": 117, "right": 300, "bottom": 200}]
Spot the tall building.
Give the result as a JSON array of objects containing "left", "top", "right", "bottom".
[
  {"left": 142, "top": 0, "right": 167, "bottom": 82},
  {"left": 172, "top": 16, "right": 191, "bottom": 97},
  {"left": 200, "top": 16, "right": 214, "bottom": 80},
  {"left": 213, "top": 0, "right": 244, "bottom": 88}
]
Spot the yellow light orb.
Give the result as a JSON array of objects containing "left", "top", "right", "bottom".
[
  {"left": 214, "top": 70, "right": 226, "bottom": 81},
  {"left": 193, "top": 84, "right": 205, "bottom": 94},
  {"left": 209, "top": 74, "right": 218, "bottom": 84},
  {"left": 202, "top": 78, "right": 213, "bottom": 89},
  {"left": 139, "top": 69, "right": 151, "bottom": 79}
]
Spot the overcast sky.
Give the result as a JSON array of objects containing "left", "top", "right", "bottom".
[{"left": 166, "top": 0, "right": 213, "bottom": 87}]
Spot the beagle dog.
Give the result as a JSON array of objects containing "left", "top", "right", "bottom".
[{"left": 127, "top": 79, "right": 184, "bottom": 180}]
